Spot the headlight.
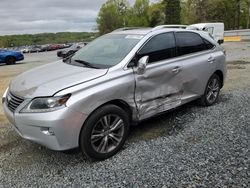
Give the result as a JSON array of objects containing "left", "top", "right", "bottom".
[
  {"left": 21, "top": 94, "right": 71, "bottom": 113},
  {"left": 2, "top": 87, "right": 9, "bottom": 104}
]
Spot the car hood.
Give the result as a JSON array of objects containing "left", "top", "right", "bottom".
[{"left": 10, "top": 61, "right": 108, "bottom": 98}]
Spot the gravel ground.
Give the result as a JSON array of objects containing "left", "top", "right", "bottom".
[
  {"left": 223, "top": 42, "right": 250, "bottom": 62},
  {"left": 0, "top": 89, "right": 249, "bottom": 187},
  {"left": 0, "top": 43, "right": 250, "bottom": 187}
]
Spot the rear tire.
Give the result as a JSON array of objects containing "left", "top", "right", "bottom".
[
  {"left": 57, "top": 51, "right": 62, "bottom": 58},
  {"left": 79, "top": 105, "right": 129, "bottom": 160},
  {"left": 198, "top": 74, "right": 221, "bottom": 106},
  {"left": 5, "top": 56, "right": 16, "bottom": 65}
]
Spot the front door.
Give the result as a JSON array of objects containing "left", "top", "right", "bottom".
[{"left": 134, "top": 32, "right": 183, "bottom": 120}]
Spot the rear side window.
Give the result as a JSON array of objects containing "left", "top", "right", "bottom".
[
  {"left": 176, "top": 32, "right": 205, "bottom": 56},
  {"left": 138, "top": 32, "right": 176, "bottom": 63},
  {"left": 204, "top": 39, "right": 215, "bottom": 50}
]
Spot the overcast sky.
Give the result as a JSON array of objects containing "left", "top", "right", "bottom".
[{"left": 0, "top": 0, "right": 157, "bottom": 36}]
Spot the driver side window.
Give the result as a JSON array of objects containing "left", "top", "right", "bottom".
[{"left": 138, "top": 32, "right": 177, "bottom": 63}]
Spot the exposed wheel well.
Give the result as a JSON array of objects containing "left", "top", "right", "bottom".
[{"left": 214, "top": 70, "right": 224, "bottom": 88}]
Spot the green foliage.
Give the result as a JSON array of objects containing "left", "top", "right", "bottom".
[
  {"left": 180, "top": 0, "right": 250, "bottom": 30},
  {"left": 97, "top": 0, "right": 151, "bottom": 34},
  {"left": 148, "top": 2, "right": 165, "bottom": 27},
  {"left": 127, "top": 0, "right": 150, "bottom": 27},
  {"left": 0, "top": 32, "right": 96, "bottom": 48},
  {"left": 97, "top": 0, "right": 250, "bottom": 32},
  {"left": 97, "top": 0, "right": 130, "bottom": 34},
  {"left": 163, "top": 0, "right": 181, "bottom": 24},
  {"left": 180, "top": 0, "right": 197, "bottom": 24}
]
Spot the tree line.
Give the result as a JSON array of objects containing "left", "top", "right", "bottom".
[
  {"left": 97, "top": 0, "right": 250, "bottom": 34},
  {"left": 0, "top": 32, "right": 95, "bottom": 48}
]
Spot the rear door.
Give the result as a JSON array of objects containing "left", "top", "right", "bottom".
[
  {"left": 175, "top": 31, "right": 216, "bottom": 100},
  {"left": 134, "top": 32, "right": 183, "bottom": 120}
]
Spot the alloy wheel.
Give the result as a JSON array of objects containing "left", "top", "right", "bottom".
[
  {"left": 206, "top": 78, "right": 220, "bottom": 104},
  {"left": 90, "top": 114, "right": 125, "bottom": 154}
]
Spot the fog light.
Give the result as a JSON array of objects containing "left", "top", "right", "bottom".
[{"left": 41, "top": 127, "right": 55, "bottom": 136}]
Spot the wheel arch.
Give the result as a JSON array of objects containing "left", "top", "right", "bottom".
[
  {"left": 85, "top": 99, "right": 133, "bottom": 124},
  {"left": 5, "top": 55, "right": 16, "bottom": 61},
  {"left": 214, "top": 70, "right": 224, "bottom": 88},
  {"left": 78, "top": 99, "right": 134, "bottom": 145}
]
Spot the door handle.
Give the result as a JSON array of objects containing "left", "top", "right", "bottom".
[
  {"left": 172, "top": 66, "right": 182, "bottom": 74},
  {"left": 208, "top": 56, "right": 215, "bottom": 63}
]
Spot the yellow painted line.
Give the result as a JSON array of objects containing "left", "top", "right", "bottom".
[{"left": 224, "top": 36, "right": 241, "bottom": 42}]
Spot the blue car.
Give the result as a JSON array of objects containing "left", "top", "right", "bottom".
[{"left": 0, "top": 49, "right": 24, "bottom": 65}]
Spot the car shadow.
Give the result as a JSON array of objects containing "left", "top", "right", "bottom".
[
  {"left": 60, "top": 93, "right": 230, "bottom": 158},
  {"left": 61, "top": 101, "right": 201, "bottom": 157},
  {"left": 129, "top": 92, "right": 231, "bottom": 143},
  {"left": 129, "top": 103, "right": 196, "bottom": 142},
  {"left": 0, "top": 62, "right": 26, "bottom": 66}
]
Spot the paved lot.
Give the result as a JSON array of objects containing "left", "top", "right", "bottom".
[{"left": 0, "top": 43, "right": 250, "bottom": 187}]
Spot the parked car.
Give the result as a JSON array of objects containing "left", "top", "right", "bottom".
[
  {"left": 47, "top": 44, "right": 61, "bottom": 51},
  {"left": 2, "top": 27, "right": 226, "bottom": 160},
  {"left": 20, "top": 47, "right": 30, "bottom": 53},
  {"left": 187, "top": 23, "right": 225, "bottom": 44},
  {"left": 0, "top": 49, "right": 24, "bottom": 65},
  {"left": 29, "top": 46, "right": 42, "bottom": 53},
  {"left": 57, "top": 44, "right": 82, "bottom": 58},
  {"left": 38, "top": 44, "right": 49, "bottom": 52}
]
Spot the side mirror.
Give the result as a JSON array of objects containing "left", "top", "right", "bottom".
[{"left": 137, "top": 56, "right": 149, "bottom": 75}]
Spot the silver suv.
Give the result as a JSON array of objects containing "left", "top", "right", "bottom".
[{"left": 2, "top": 27, "right": 226, "bottom": 160}]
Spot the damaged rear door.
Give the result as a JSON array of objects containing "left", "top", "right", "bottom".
[{"left": 134, "top": 32, "right": 183, "bottom": 120}]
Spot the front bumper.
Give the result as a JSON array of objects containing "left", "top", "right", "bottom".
[
  {"left": 17, "top": 55, "right": 24, "bottom": 61},
  {"left": 3, "top": 100, "right": 87, "bottom": 151}
]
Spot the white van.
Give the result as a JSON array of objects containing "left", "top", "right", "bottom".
[{"left": 187, "top": 23, "right": 224, "bottom": 44}]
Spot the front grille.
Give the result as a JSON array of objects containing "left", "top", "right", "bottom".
[{"left": 7, "top": 92, "right": 24, "bottom": 112}]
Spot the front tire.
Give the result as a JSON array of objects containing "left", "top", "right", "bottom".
[
  {"left": 79, "top": 105, "right": 129, "bottom": 160},
  {"left": 5, "top": 56, "right": 16, "bottom": 65},
  {"left": 198, "top": 74, "right": 221, "bottom": 106}
]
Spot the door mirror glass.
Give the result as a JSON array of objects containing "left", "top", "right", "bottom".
[{"left": 137, "top": 56, "right": 149, "bottom": 75}]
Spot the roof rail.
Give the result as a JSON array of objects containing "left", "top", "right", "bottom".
[
  {"left": 112, "top": 27, "right": 151, "bottom": 32},
  {"left": 152, "top": 25, "right": 188, "bottom": 31}
]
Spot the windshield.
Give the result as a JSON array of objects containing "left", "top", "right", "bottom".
[
  {"left": 70, "top": 44, "right": 78, "bottom": 49},
  {"left": 71, "top": 34, "right": 142, "bottom": 69}
]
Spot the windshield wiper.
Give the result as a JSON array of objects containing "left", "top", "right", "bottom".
[
  {"left": 62, "top": 54, "right": 74, "bottom": 63},
  {"left": 73, "top": 59, "right": 100, "bottom": 69}
]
